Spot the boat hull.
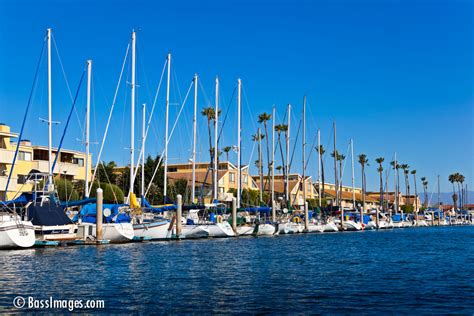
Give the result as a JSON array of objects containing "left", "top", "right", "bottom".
[
  {"left": 207, "top": 222, "right": 235, "bottom": 237},
  {"left": 256, "top": 223, "right": 276, "bottom": 236},
  {"left": 307, "top": 223, "right": 324, "bottom": 233},
  {"left": 134, "top": 220, "right": 171, "bottom": 240},
  {"left": 322, "top": 222, "right": 339, "bottom": 232},
  {"left": 343, "top": 221, "right": 362, "bottom": 231},
  {"left": 236, "top": 225, "right": 255, "bottom": 236},
  {"left": 78, "top": 223, "right": 134, "bottom": 243},
  {"left": 181, "top": 225, "right": 210, "bottom": 239},
  {"left": 0, "top": 218, "right": 35, "bottom": 249}
]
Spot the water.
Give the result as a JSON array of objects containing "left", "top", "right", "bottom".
[{"left": 1, "top": 226, "right": 473, "bottom": 314}]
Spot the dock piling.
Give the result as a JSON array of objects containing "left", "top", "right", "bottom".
[
  {"left": 176, "top": 194, "right": 182, "bottom": 237},
  {"left": 96, "top": 188, "right": 103, "bottom": 242},
  {"left": 232, "top": 197, "right": 237, "bottom": 232}
]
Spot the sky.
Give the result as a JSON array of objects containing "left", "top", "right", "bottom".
[{"left": 0, "top": 0, "right": 472, "bottom": 193}]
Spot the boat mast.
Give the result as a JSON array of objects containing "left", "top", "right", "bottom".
[
  {"left": 271, "top": 105, "right": 275, "bottom": 221},
  {"left": 141, "top": 103, "right": 146, "bottom": 198},
  {"left": 163, "top": 53, "right": 171, "bottom": 202},
  {"left": 302, "top": 96, "right": 308, "bottom": 230},
  {"left": 258, "top": 127, "right": 263, "bottom": 203},
  {"left": 129, "top": 30, "right": 136, "bottom": 197},
  {"left": 213, "top": 76, "right": 219, "bottom": 202},
  {"left": 47, "top": 28, "right": 53, "bottom": 190},
  {"left": 333, "top": 122, "right": 341, "bottom": 223},
  {"left": 191, "top": 74, "right": 198, "bottom": 204},
  {"left": 285, "top": 104, "right": 291, "bottom": 206},
  {"left": 317, "top": 128, "right": 321, "bottom": 207},
  {"left": 394, "top": 152, "right": 398, "bottom": 214},
  {"left": 351, "top": 139, "right": 355, "bottom": 209},
  {"left": 437, "top": 174, "right": 440, "bottom": 210},
  {"left": 84, "top": 60, "right": 92, "bottom": 197},
  {"left": 237, "top": 78, "right": 242, "bottom": 208}
]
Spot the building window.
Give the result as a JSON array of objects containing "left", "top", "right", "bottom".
[
  {"left": 244, "top": 175, "right": 248, "bottom": 183},
  {"left": 73, "top": 158, "right": 84, "bottom": 167},
  {"left": 229, "top": 172, "right": 235, "bottom": 182},
  {"left": 18, "top": 151, "right": 32, "bottom": 161},
  {"left": 167, "top": 167, "right": 177, "bottom": 172},
  {"left": 17, "top": 175, "right": 27, "bottom": 184}
]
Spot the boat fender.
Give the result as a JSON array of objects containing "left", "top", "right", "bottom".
[{"left": 216, "top": 215, "right": 223, "bottom": 224}]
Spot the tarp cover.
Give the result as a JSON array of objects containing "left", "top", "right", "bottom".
[
  {"left": 27, "top": 202, "right": 73, "bottom": 226},
  {"left": 73, "top": 203, "right": 131, "bottom": 224},
  {"left": 141, "top": 196, "right": 177, "bottom": 213}
]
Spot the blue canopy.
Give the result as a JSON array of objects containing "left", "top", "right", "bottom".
[
  {"left": 239, "top": 207, "right": 271, "bottom": 214},
  {"left": 141, "top": 196, "right": 176, "bottom": 213},
  {"left": 73, "top": 203, "right": 131, "bottom": 224},
  {"left": 61, "top": 198, "right": 96, "bottom": 208}
]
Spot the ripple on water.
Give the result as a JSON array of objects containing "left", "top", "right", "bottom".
[{"left": 0, "top": 226, "right": 473, "bottom": 314}]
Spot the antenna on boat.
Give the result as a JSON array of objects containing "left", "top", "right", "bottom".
[
  {"left": 84, "top": 60, "right": 92, "bottom": 197},
  {"left": 191, "top": 74, "right": 198, "bottom": 204},
  {"left": 163, "top": 52, "right": 171, "bottom": 202},
  {"left": 129, "top": 30, "right": 136, "bottom": 198},
  {"left": 237, "top": 78, "right": 242, "bottom": 208}
]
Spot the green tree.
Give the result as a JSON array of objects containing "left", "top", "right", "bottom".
[
  {"left": 258, "top": 112, "right": 272, "bottom": 193},
  {"left": 358, "top": 154, "right": 369, "bottom": 211},
  {"left": 56, "top": 178, "right": 79, "bottom": 202},
  {"left": 223, "top": 146, "right": 232, "bottom": 162},
  {"left": 375, "top": 157, "right": 385, "bottom": 210}
]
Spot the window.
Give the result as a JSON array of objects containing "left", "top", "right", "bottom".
[
  {"left": 167, "top": 167, "right": 177, "bottom": 172},
  {"left": 17, "top": 175, "right": 27, "bottom": 184},
  {"left": 18, "top": 151, "right": 32, "bottom": 161},
  {"left": 73, "top": 158, "right": 84, "bottom": 167},
  {"left": 229, "top": 172, "right": 235, "bottom": 182},
  {"left": 244, "top": 175, "right": 248, "bottom": 183}
]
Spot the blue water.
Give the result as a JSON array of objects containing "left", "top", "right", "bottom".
[{"left": 1, "top": 226, "right": 473, "bottom": 314}]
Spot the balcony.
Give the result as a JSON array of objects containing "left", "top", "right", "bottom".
[
  {"left": 32, "top": 160, "right": 80, "bottom": 176},
  {"left": 0, "top": 176, "right": 17, "bottom": 192},
  {"left": 0, "top": 148, "right": 15, "bottom": 164}
]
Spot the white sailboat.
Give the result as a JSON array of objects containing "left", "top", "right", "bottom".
[{"left": 0, "top": 213, "right": 35, "bottom": 249}]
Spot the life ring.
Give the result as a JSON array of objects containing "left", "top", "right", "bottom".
[
  {"left": 216, "top": 215, "right": 223, "bottom": 224},
  {"left": 293, "top": 217, "right": 301, "bottom": 223}
]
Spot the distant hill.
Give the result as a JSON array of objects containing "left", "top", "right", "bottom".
[{"left": 420, "top": 191, "right": 474, "bottom": 206}]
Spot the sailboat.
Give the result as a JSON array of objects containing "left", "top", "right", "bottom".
[{"left": 0, "top": 201, "right": 35, "bottom": 249}]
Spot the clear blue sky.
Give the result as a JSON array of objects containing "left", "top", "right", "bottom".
[{"left": 0, "top": 0, "right": 472, "bottom": 193}]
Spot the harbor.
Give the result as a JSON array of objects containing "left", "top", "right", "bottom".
[
  {"left": 1, "top": 226, "right": 473, "bottom": 314},
  {"left": 0, "top": 0, "right": 472, "bottom": 313}
]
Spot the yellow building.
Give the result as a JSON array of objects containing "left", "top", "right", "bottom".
[
  {"left": 0, "top": 123, "right": 92, "bottom": 200},
  {"left": 167, "top": 161, "right": 258, "bottom": 203},
  {"left": 314, "top": 182, "right": 379, "bottom": 209},
  {"left": 253, "top": 173, "right": 319, "bottom": 207}
]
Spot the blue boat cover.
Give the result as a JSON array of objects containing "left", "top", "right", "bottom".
[
  {"left": 27, "top": 202, "right": 73, "bottom": 226},
  {"left": 239, "top": 207, "right": 271, "bottom": 214},
  {"left": 141, "top": 196, "right": 176, "bottom": 213},
  {"left": 73, "top": 203, "right": 131, "bottom": 224},
  {"left": 61, "top": 198, "right": 97, "bottom": 208}
]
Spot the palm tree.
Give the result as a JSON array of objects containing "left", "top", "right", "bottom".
[
  {"left": 252, "top": 132, "right": 265, "bottom": 201},
  {"left": 420, "top": 177, "right": 426, "bottom": 207},
  {"left": 459, "top": 174, "right": 465, "bottom": 209},
  {"left": 375, "top": 157, "right": 384, "bottom": 210},
  {"left": 400, "top": 164, "right": 410, "bottom": 209},
  {"left": 258, "top": 112, "right": 272, "bottom": 192},
  {"left": 223, "top": 146, "right": 232, "bottom": 162},
  {"left": 411, "top": 170, "right": 418, "bottom": 214},
  {"left": 358, "top": 154, "right": 368, "bottom": 212},
  {"left": 316, "top": 145, "right": 326, "bottom": 200},
  {"left": 201, "top": 107, "right": 216, "bottom": 197},
  {"left": 448, "top": 173, "right": 457, "bottom": 210},
  {"left": 422, "top": 179, "right": 429, "bottom": 208},
  {"left": 276, "top": 165, "right": 283, "bottom": 174},
  {"left": 331, "top": 150, "right": 346, "bottom": 195},
  {"left": 275, "top": 124, "right": 288, "bottom": 200}
]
